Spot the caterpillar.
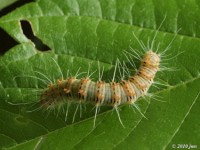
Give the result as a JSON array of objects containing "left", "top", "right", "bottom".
[
  {"left": 40, "top": 50, "right": 160, "bottom": 127},
  {"left": 36, "top": 17, "right": 179, "bottom": 128},
  {"left": 12, "top": 17, "right": 179, "bottom": 128}
]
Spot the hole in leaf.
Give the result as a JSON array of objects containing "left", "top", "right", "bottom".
[
  {"left": 0, "top": 27, "right": 18, "bottom": 55},
  {"left": 20, "top": 20, "right": 50, "bottom": 51}
]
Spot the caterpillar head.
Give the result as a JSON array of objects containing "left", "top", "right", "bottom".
[{"left": 142, "top": 50, "right": 160, "bottom": 68}]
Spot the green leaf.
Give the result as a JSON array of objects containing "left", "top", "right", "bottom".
[{"left": 0, "top": 0, "right": 200, "bottom": 149}]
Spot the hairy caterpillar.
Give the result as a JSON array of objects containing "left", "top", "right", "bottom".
[
  {"left": 39, "top": 49, "right": 160, "bottom": 127},
  {"left": 12, "top": 17, "right": 178, "bottom": 128},
  {"left": 38, "top": 18, "right": 176, "bottom": 128}
]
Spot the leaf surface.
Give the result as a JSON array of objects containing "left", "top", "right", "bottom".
[{"left": 0, "top": 0, "right": 200, "bottom": 149}]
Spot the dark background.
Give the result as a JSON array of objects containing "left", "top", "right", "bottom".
[{"left": 0, "top": 0, "right": 50, "bottom": 55}]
